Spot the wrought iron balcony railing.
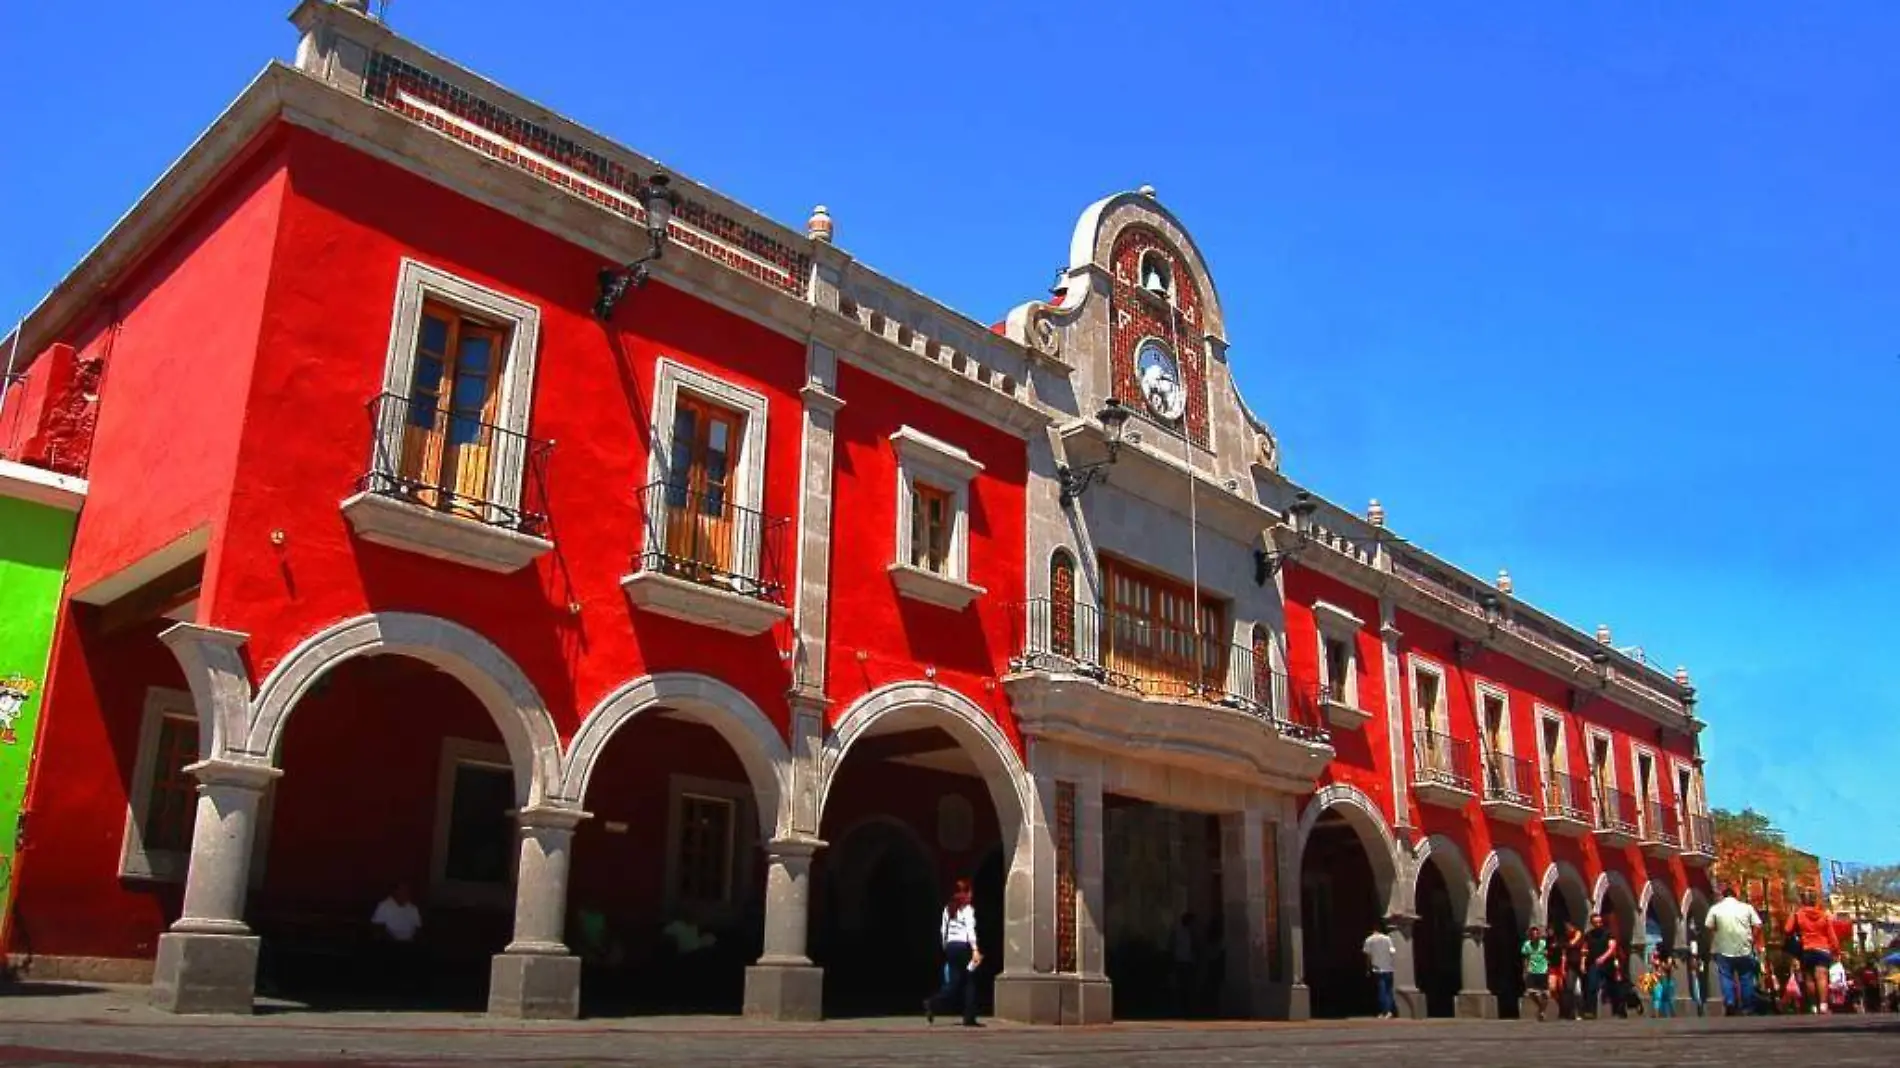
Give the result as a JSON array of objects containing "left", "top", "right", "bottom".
[
  {"left": 1543, "top": 770, "right": 1593, "bottom": 824},
  {"left": 1412, "top": 729, "right": 1477, "bottom": 795},
  {"left": 1009, "top": 599, "right": 1330, "bottom": 743},
  {"left": 1597, "top": 786, "right": 1641, "bottom": 839},
  {"left": 634, "top": 479, "right": 788, "bottom": 603},
  {"left": 360, "top": 391, "right": 552, "bottom": 536},
  {"left": 1481, "top": 751, "right": 1538, "bottom": 808},
  {"left": 1646, "top": 801, "right": 1683, "bottom": 848}
]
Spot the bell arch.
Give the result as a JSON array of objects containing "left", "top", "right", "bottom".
[{"left": 246, "top": 612, "right": 562, "bottom": 806}]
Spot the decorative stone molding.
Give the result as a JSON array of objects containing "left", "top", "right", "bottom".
[
  {"left": 620, "top": 569, "right": 790, "bottom": 636},
  {"left": 886, "top": 563, "right": 985, "bottom": 611},
  {"left": 341, "top": 491, "right": 554, "bottom": 573},
  {"left": 1295, "top": 784, "right": 1401, "bottom": 916}
]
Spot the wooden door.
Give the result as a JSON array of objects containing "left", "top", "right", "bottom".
[
  {"left": 664, "top": 396, "right": 742, "bottom": 578},
  {"left": 401, "top": 302, "right": 503, "bottom": 517}
]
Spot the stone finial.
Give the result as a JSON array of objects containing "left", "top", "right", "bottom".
[
  {"left": 806, "top": 205, "right": 833, "bottom": 243},
  {"left": 1674, "top": 666, "right": 1691, "bottom": 688},
  {"left": 1595, "top": 624, "right": 1612, "bottom": 646},
  {"left": 1496, "top": 569, "right": 1513, "bottom": 594},
  {"left": 1367, "top": 499, "right": 1385, "bottom": 527},
  {"left": 337, "top": 0, "right": 372, "bottom": 13},
  {"left": 1137, "top": 184, "right": 1158, "bottom": 199}
]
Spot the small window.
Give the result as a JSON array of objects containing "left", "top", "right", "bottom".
[
  {"left": 1412, "top": 665, "right": 1443, "bottom": 734},
  {"left": 1322, "top": 636, "right": 1353, "bottom": 704},
  {"left": 676, "top": 794, "right": 736, "bottom": 905},
  {"left": 120, "top": 688, "right": 203, "bottom": 882},
  {"left": 910, "top": 483, "right": 954, "bottom": 574},
  {"left": 1050, "top": 549, "right": 1078, "bottom": 657},
  {"left": 142, "top": 714, "right": 200, "bottom": 854},
  {"left": 1480, "top": 692, "right": 1508, "bottom": 754},
  {"left": 442, "top": 762, "right": 515, "bottom": 886},
  {"left": 661, "top": 393, "right": 747, "bottom": 581}
]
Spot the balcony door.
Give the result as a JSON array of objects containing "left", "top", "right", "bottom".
[
  {"left": 1589, "top": 735, "right": 1614, "bottom": 822},
  {"left": 1100, "top": 557, "right": 1226, "bottom": 699},
  {"left": 401, "top": 301, "right": 505, "bottom": 517},
  {"left": 664, "top": 394, "right": 743, "bottom": 580}
]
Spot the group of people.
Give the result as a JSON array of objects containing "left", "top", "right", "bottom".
[
  {"left": 1516, "top": 912, "right": 1640, "bottom": 1021},
  {"left": 1706, "top": 883, "right": 1895, "bottom": 1015}
]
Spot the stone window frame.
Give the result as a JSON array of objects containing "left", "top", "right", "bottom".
[
  {"left": 1406, "top": 655, "right": 1449, "bottom": 737},
  {"left": 1535, "top": 704, "right": 1569, "bottom": 781},
  {"left": 428, "top": 737, "right": 516, "bottom": 909},
  {"left": 1584, "top": 725, "right": 1619, "bottom": 813},
  {"left": 1310, "top": 600, "right": 1363, "bottom": 708},
  {"left": 644, "top": 357, "right": 771, "bottom": 580},
  {"left": 886, "top": 426, "right": 986, "bottom": 610},
  {"left": 663, "top": 773, "right": 757, "bottom": 924},
  {"left": 118, "top": 687, "right": 199, "bottom": 883},
  {"left": 1628, "top": 741, "right": 1663, "bottom": 835},
  {"left": 376, "top": 259, "right": 543, "bottom": 522},
  {"left": 1473, "top": 680, "right": 1514, "bottom": 758}
]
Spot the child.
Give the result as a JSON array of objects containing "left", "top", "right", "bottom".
[{"left": 1653, "top": 956, "right": 1676, "bottom": 1017}]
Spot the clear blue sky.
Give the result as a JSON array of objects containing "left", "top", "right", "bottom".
[{"left": 4, "top": 3, "right": 1894, "bottom": 861}]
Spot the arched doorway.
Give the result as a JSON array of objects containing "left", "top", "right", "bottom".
[
  {"left": 1294, "top": 787, "right": 1398, "bottom": 1019},
  {"left": 557, "top": 673, "right": 790, "bottom": 1017},
  {"left": 1408, "top": 837, "right": 1474, "bottom": 1020},
  {"left": 1594, "top": 870, "right": 1640, "bottom": 1015},
  {"left": 255, "top": 654, "right": 519, "bottom": 1010},
  {"left": 1479, "top": 851, "right": 1538, "bottom": 1020},
  {"left": 814, "top": 683, "right": 1029, "bottom": 1019},
  {"left": 1542, "top": 861, "right": 1590, "bottom": 945}
]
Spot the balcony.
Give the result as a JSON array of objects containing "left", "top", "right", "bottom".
[
  {"left": 1411, "top": 729, "right": 1477, "bottom": 808},
  {"left": 1642, "top": 801, "right": 1683, "bottom": 859},
  {"left": 1004, "top": 600, "right": 1333, "bottom": 789},
  {"left": 341, "top": 392, "right": 554, "bottom": 573},
  {"left": 1541, "top": 771, "right": 1594, "bottom": 837},
  {"left": 1683, "top": 812, "right": 1717, "bottom": 866},
  {"left": 1316, "top": 681, "right": 1375, "bottom": 730},
  {"left": 1595, "top": 787, "right": 1640, "bottom": 847},
  {"left": 621, "top": 479, "right": 790, "bottom": 637},
  {"left": 1480, "top": 751, "right": 1539, "bottom": 825}
]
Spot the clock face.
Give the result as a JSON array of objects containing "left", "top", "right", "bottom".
[{"left": 1135, "top": 341, "right": 1187, "bottom": 421}]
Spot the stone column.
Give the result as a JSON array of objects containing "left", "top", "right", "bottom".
[
  {"left": 1387, "top": 913, "right": 1426, "bottom": 1019},
  {"left": 1221, "top": 804, "right": 1295, "bottom": 1019},
  {"left": 1454, "top": 923, "right": 1497, "bottom": 1018},
  {"left": 744, "top": 836, "right": 825, "bottom": 1020},
  {"left": 1673, "top": 947, "right": 1700, "bottom": 1016},
  {"left": 1378, "top": 602, "right": 1410, "bottom": 833},
  {"left": 152, "top": 758, "right": 280, "bottom": 1014},
  {"left": 489, "top": 805, "right": 587, "bottom": 1019}
]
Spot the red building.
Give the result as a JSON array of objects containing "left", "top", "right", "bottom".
[{"left": 0, "top": 0, "right": 1711, "bottom": 1024}]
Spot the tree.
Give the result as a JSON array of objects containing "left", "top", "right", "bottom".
[
  {"left": 1711, "top": 807, "right": 1809, "bottom": 911},
  {"left": 1831, "top": 864, "right": 1900, "bottom": 957}
]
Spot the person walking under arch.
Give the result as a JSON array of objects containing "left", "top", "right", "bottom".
[
  {"left": 925, "top": 877, "right": 982, "bottom": 1027},
  {"left": 1583, "top": 912, "right": 1627, "bottom": 1019},
  {"left": 1706, "top": 884, "right": 1762, "bottom": 1015},
  {"left": 1521, "top": 924, "right": 1552, "bottom": 1022},
  {"left": 1786, "top": 890, "right": 1842, "bottom": 1014},
  {"left": 1362, "top": 922, "right": 1398, "bottom": 1019}
]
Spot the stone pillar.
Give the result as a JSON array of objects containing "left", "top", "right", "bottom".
[
  {"left": 1673, "top": 947, "right": 1700, "bottom": 1016},
  {"left": 1454, "top": 924, "right": 1497, "bottom": 1018},
  {"left": 1273, "top": 795, "right": 1309, "bottom": 1020},
  {"left": 744, "top": 836, "right": 825, "bottom": 1020},
  {"left": 1221, "top": 804, "right": 1298, "bottom": 1019},
  {"left": 1378, "top": 602, "right": 1410, "bottom": 832},
  {"left": 489, "top": 805, "right": 586, "bottom": 1019},
  {"left": 1387, "top": 913, "right": 1426, "bottom": 1019},
  {"left": 152, "top": 759, "right": 280, "bottom": 1014}
]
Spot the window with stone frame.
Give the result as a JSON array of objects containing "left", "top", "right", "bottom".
[
  {"left": 675, "top": 793, "right": 737, "bottom": 905},
  {"left": 1050, "top": 549, "right": 1078, "bottom": 658},
  {"left": 442, "top": 762, "right": 514, "bottom": 886},
  {"left": 119, "top": 688, "right": 201, "bottom": 882},
  {"left": 887, "top": 426, "right": 986, "bottom": 609},
  {"left": 646, "top": 359, "right": 771, "bottom": 587},
  {"left": 909, "top": 482, "right": 954, "bottom": 574},
  {"left": 1311, "top": 601, "right": 1363, "bottom": 708}
]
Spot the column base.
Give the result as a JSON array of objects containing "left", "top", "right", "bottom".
[
  {"left": 1264, "top": 981, "right": 1310, "bottom": 1020},
  {"left": 743, "top": 962, "right": 824, "bottom": 1022},
  {"left": 993, "top": 973, "right": 1113, "bottom": 1025},
  {"left": 488, "top": 952, "right": 580, "bottom": 1020},
  {"left": 151, "top": 932, "right": 258, "bottom": 1015},
  {"left": 1454, "top": 990, "right": 1497, "bottom": 1019},
  {"left": 1394, "top": 986, "right": 1426, "bottom": 1019},
  {"left": 1705, "top": 999, "right": 1727, "bottom": 1018}
]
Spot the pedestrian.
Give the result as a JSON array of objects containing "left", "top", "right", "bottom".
[
  {"left": 1583, "top": 912, "right": 1626, "bottom": 1019},
  {"left": 1705, "top": 884, "right": 1762, "bottom": 1015},
  {"left": 369, "top": 881, "right": 424, "bottom": 997},
  {"left": 1785, "top": 890, "right": 1841, "bottom": 1014},
  {"left": 1828, "top": 958, "right": 1849, "bottom": 1013},
  {"left": 1521, "top": 923, "right": 1552, "bottom": 1022},
  {"left": 1560, "top": 922, "right": 1587, "bottom": 1020},
  {"left": 1653, "top": 954, "right": 1676, "bottom": 1017},
  {"left": 924, "top": 877, "right": 982, "bottom": 1027},
  {"left": 1362, "top": 922, "right": 1398, "bottom": 1019},
  {"left": 1171, "top": 912, "right": 1198, "bottom": 1018}
]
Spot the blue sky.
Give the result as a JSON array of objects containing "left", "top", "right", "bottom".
[{"left": 3, "top": 3, "right": 1895, "bottom": 860}]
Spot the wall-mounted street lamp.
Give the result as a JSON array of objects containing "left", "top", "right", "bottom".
[
  {"left": 594, "top": 174, "right": 682, "bottom": 322},
  {"left": 1056, "top": 399, "right": 1132, "bottom": 507},
  {"left": 1252, "top": 490, "right": 1320, "bottom": 584}
]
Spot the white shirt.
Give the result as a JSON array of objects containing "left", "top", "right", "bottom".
[
  {"left": 1363, "top": 931, "right": 1396, "bottom": 972},
  {"left": 372, "top": 897, "right": 423, "bottom": 942},
  {"left": 1706, "top": 897, "right": 1761, "bottom": 958},
  {"left": 941, "top": 904, "right": 977, "bottom": 946}
]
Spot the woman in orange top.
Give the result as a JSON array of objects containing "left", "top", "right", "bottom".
[{"left": 1786, "top": 891, "right": 1842, "bottom": 1014}]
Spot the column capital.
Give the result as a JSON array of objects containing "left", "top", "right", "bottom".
[
  {"left": 185, "top": 758, "right": 280, "bottom": 791},
  {"left": 159, "top": 622, "right": 250, "bottom": 653},
  {"left": 1383, "top": 912, "right": 1418, "bottom": 933},
  {"left": 1464, "top": 923, "right": 1489, "bottom": 941},
  {"left": 514, "top": 804, "right": 590, "bottom": 832},
  {"left": 767, "top": 835, "right": 826, "bottom": 859},
  {"left": 786, "top": 688, "right": 831, "bottom": 715},
  {"left": 799, "top": 384, "right": 845, "bottom": 414}
]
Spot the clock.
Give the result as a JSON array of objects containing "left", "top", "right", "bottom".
[{"left": 1135, "top": 340, "right": 1186, "bottom": 422}]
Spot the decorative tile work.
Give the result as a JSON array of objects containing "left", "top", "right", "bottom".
[
  {"left": 1055, "top": 780, "right": 1078, "bottom": 973},
  {"left": 1262, "top": 820, "right": 1282, "bottom": 982},
  {"left": 362, "top": 53, "right": 812, "bottom": 296},
  {"left": 1109, "top": 228, "right": 1209, "bottom": 447}
]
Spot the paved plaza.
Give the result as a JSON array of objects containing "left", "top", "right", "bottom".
[{"left": 0, "top": 985, "right": 1895, "bottom": 1067}]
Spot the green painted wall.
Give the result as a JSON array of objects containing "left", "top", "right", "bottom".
[{"left": 0, "top": 495, "right": 77, "bottom": 932}]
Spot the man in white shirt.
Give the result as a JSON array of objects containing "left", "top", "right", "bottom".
[
  {"left": 370, "top": 883, "right": 423, "bottom": 996},
  {"left": 1705, "top": 884, "right": 1762, "bottom": 1014},
  {"left": 1363, "top": 923, "right": 1398, "bottom": 1019}
]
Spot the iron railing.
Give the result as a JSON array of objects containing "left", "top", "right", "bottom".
[
  {"left": 1481, "top": 750, "right": 1538, "bottom": 808},
  {"left": 1686, "top": 812, "right": 1716, "bottom": 855},
  {"left": 1543, "top": 770, "right": 1593, "bottom": 824},
  {"left": 1412, "top": 729, "right": 1476, "bottom": 794},
  {"left": 1597, "top": 786, "right": 1641, "bottom": 838},
  {"left": 1646, "top": 802, "right": 1682, "bottom": 848},
  {"left": 1009, "top": 599, "right": 1330, "bottom": 743},
  {"left": 360, "top": 391, "right": 552, "bottom": 536},
  {"left": 634, "top": 479, "right": 789, "bottom": 603}
]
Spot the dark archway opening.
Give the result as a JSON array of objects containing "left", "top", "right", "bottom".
[
  {"left": 814, "top": 724, "right": 1000, "bottom": 1018},
  {"left": 1299, "top": 812, "right": 1383, "bottom": 1019},
  {"left": 1483, "top": 880, "right": 1524, "bottom": 1019},
  {"left": 1414, "top": 863, "right": 1461, "bottom": 1018},
  {"left": 253, "top": 655, "right": 514, "bottom": 1012},
  {"left": 1102, "top": 794, "right": 1225, "bottom": 1019}
]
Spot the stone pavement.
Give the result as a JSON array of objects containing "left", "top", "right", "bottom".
[{"left": 0, "top": 984, "right": 1896, "bottom": 1067}]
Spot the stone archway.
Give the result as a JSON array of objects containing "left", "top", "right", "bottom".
[
  {"left": 1476, "top": 849, "right": 1539, "bottom": 1019},
  {"left": 1294, "top": 785, "right": 1401, "bottom": 1019},
  {"left": 1404, "top": 835, "right": 1478, "bottom": 1019}
]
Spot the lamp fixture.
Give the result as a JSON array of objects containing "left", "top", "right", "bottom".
[
  {"left": 1056, "top": 398, "right": 1131, "bottom": 506},
  {"left": 594, "top": 174, "right": 682, "bottom": 321}
]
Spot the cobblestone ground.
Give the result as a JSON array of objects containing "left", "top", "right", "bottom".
[{"left": 0, "top": 986, "right": 1895, "bottom": 1067}]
